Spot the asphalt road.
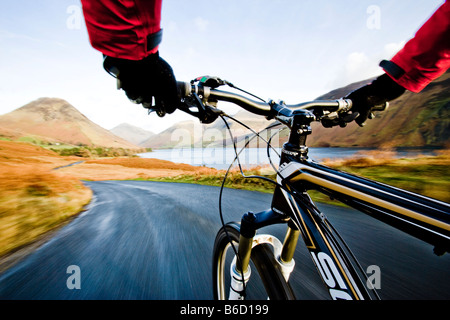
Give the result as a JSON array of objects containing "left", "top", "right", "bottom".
[{"left": 0, "top": 181, "right": 449, "bottom": 300}]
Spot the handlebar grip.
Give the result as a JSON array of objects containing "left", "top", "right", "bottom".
[{"left": 177, "top": 81, "right": 191, "bottom": 99}]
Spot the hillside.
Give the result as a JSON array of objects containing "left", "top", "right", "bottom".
[
  {"left": 0, "top": 98, "right": 140, "bottom": 149},
  {"left": 142, "top": 70, "right": 449, "bottom": 149},
  {"left": 140, "top": 120, "right": 201, "bottom": 148},
  {"left": 110, "top": 123, "right": 155, "bottom": 146},
  {"left": 310, "top": 70, "right": 450, "bottom": 148}
]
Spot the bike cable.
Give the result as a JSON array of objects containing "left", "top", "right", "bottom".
[
  {"left": 217, "top": 113, "right": 285, "bottom": 298},
  {"left": 222, "top": 80, "right": 267, "bottom": 103},
  {"left": 215, "top": 83, "right": 325, "bottom": 298}
]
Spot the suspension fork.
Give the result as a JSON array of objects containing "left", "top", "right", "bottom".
[
  {"left": 281, "top": 225, "right": 300, "bottom": 267},
  {"left": 229, "top": 210, "right": 298, "bottom": 298}
]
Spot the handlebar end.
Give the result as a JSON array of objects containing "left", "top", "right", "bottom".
[{"left": 177, "top": 81, "right": 191, "bottom": 99}]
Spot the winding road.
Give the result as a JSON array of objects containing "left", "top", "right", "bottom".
[{"left": 0, "top": 181, "right": 449, "bottom": 300}]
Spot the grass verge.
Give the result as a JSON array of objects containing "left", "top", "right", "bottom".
[
  {"left": 0, "top": 167, "right": 92, "bottom": 258},
  {"left": 142, "top": 150, "right": 450, "bottom": 204},
  {"left": 145, "top": 167, "right": 277, "bottom": 194},
  {"left": 321, "top": 150, "right": 450, "bottom": 203},
  {"left": 0, "top": 141, "right": 92, "bottom": 261}
]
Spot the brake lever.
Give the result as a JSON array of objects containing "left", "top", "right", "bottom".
[
  {"left": 179, "top": 92, "right": 223, "bottom": 124},
  {"left": 141, "top": 99, "right": 168, "bottom": 117}
]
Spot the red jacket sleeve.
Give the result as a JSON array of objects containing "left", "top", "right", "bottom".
[
  {"left": 81, "top": 0, "right": 162, "bottom": 60},
  {"left": 382, "top": 0, "right": 450, "bottom": 93}
]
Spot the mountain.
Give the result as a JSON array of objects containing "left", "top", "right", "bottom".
[
  {"left": 143, "top": 70, "right": 450, "bottom": 149},
  {"left": 139, "top": 112, "right": 274, "bottom": 149},
  {"left": 110, "top": 123, "right": 155, "bottom": 146},
  {"left": 0, "top": 98, "right": 140, "bottom": 149},
  {"left": 310, "top": 70, "right": 450, "bottom": 148},
  {"left": 140, "top": 120, "right": 200, "bottom": 148}
]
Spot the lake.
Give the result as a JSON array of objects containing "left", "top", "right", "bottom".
[{"left": 138, "top": 147, "right": 437, "bottom": 170}]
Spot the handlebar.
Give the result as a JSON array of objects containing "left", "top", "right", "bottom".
[
  {"left": 177, "top": 81, "right": 271, "bottom": 116},
  {"left": 176, "top": 80, "right": 363, "bottom": 126}
]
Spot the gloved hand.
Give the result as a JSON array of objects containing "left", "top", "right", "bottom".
[
  {"left": 322, "top": 73, "right": 406, "bottom": 127},
  {"left": 103, "top": 52, "right": 179, "bottom": 117}
]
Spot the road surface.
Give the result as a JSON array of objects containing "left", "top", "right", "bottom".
[{"left": 0, "top": 181, "right": 449, "bottom": 299}]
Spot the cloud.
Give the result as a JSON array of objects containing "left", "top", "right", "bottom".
[
  {"left": 194, "top": 17, "right": 210, "bottom": 32},
  {"left": 330, "top": 41, "right": 406, "bottom": 89},
  {"left": 383, "top": 41, "right": 406, "bottom": 59},
  {"left": 338, "top": 51, "right": 380, "bottom": 86}
]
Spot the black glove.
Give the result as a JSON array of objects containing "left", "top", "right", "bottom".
[
  {"left": 323, "top": 73, "right": 406, "bottom": 127},
  {"left": 103, "top": 52, "right": 179, "bottom": 117}
]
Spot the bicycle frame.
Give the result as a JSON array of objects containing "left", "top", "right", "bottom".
[
  {"left": 177, "top": 80, "right": 450, "bottom": 300},
  {"left": 234, "top": 125, "right": 450, "bottom": 301}
]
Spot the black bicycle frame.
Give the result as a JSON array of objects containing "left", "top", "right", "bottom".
[
  {"left": 178, "top": 81, "right": 450, "bottom": 300},
  {"left": 241, "top": 115, "right": 450, "bottom": 300},
  {"left": 267, "top": 152, "right": 450, "bottom": 300}
]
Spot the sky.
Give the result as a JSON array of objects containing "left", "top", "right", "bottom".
[{"left": 0, "top": 0, "right": 444, "bottom": 134}]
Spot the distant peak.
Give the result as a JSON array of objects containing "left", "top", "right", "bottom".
[
  {"left": 0, "top": 97, "right": 140, "bottom": 149},
  {"left": 15, "top": 97, "right": 88, "bottom": 122}
]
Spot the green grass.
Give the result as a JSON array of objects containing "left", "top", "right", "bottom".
[
  {"left": 12, "top": 136, "right": 146, "bottom": 158},
  {"left": 50, "top": 145, "right": 144, "bottom": 158},
  {"left": 17, "top": 136, "right": 45, "bottom": 144},
  {"left": 139, "top": 155, "right": 450, "bottom": 204},
  {"left": 145, "top": 169, "right": 277, "bottom": 194},
  {"left": 333, "top": 163, "right": 450, "bottom": 203}
]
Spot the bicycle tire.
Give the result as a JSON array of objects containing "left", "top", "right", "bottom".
[{"left": 212, "top": 222, "right": 296, "bottom": 300}]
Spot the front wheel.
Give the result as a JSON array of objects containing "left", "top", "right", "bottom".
[{"left": 212, "top": 222, "right": 295, "bottom": 300}]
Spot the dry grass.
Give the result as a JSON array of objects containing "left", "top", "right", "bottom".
[
  {"left": 322, "top": 149, "right": 450, "bottom": 167},
  {"left": 0, "top": 141, "right": 92, "bottom": 258},
  {"left": 86, "top": 157, "right": 219, "bottom": 173},
  {"left": 322, "top": 149, "right": 399, "bottom": 167},
  {"left": 60, "top": 157, "right": 222, "bottom": 181}
]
